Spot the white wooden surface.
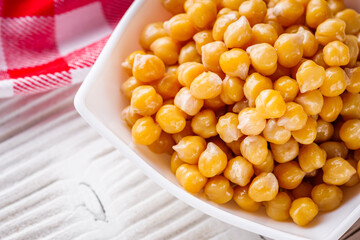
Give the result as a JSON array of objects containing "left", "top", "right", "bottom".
[{"left": 0, "top": 84, "right": 359, "bottom": 240}]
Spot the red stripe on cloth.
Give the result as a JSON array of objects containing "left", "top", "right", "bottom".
[
  {"left": 54, "top": 0, "right": 98, "bottom": 14},
  {"left": 2, "top": 0, "right": 55, "bottom": 17},
  {"left": 8, "top": 58, "right": 70, "bottom": 79}
]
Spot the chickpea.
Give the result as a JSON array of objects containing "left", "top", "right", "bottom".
[
  {"left": 320, "top": 67, "right": 347, "bottom": 97},
  {"left": 292, "top": 182, "right": 313, "bottom": 199},
  {"left": 264, "top": 192, "right": 292, "bottom": 221},
  {"left": 271, "top": 137, "right": 299, "bottom": 163},
  {"left": 202, "top": 41, "right": 228, "bottom": 73},
  {"left": 164, "top": 14, "right": 197, "bottom": 42},
  {"left": 131, "top": 86, "right": 163, "bottom": 116},
  {"left": 263, "top": 119, "right": 291, "bottom": 145},
  {"left": 322, "top": 157, "right": 356, "bottom": 185},
  {"left": 190, "top": 72, "right": 222, "bottom": 99},
  {"left": 247, "top": 43, "right": 278, "bottom": 76},
  {"left": 315, "top": 18, "right": 346, "bottom": 46},
  {"left": 238, "top": 0, "right": 267, "bottom": 26},
  {"left": 161, "top": 0, "right": 186, "bottom": 14},
  {"left": 277, "top": 102, "right": 308, "bottom": 131},
  {"left": 121, "top": 76, "right": 142, "bottom": 100},
  {"left": 221, "top": 0, "right": 245, "bottom": 10},
  {"left": 172, "top": 120, "right": 194, "bottom": 143},
  {"left": 212, "top": 11, "right": 239, "bottom": 41},
  {"left": 133, "top": 54, "right": 165, "bottom": 83},
  {"left": 140, "top": 22, "right": 168, "bottom": 50},
  {"left": 193, "top": 30, "right": 214, "bottom": 55},
  {"left": 273, "top": 76, "right": 299, "bottom": 102},
  {"left": 219, "top": 49, "right": 250, "bottom": 79},
  {"left": 295, "top": 90, "right": 324, "bottom": 116},
  {"left": 204, "top": 176, "right": 234, "bottom": 204},
  {"left": 173, "top": 135, "right": 206, "bottom": 164},
  {"left": 292, "top": 117, "right": 317, "bottom": 145},
  {"left": 319, "top": 96, "right": 343, "bottom": 122},
  {"left": 187, "top": 0, "right": 217, "bottom": 29},
  {"left": 267, "top": 20, "right": 285, "bottom": 36},
  {"left": 336, "top": 9, "right": 360, "bottom": 35},
  {"left": 155, "top": 73, "right": 182, "bottom": 99},
  {"left": 274, "top": 161, "right": 306, "bottom": 189},
  {"left": 204, "top": 95, "right": 226, "bottom": 110},
  {"left": 251, "top": 23, "right": 278, "bottom": 45},
  {"left": 273, "top": 0, "right": 304, "bottom": 27},
  {"left": 155, "top": 105, "right": 186, "bottom": 134},
  {"left": 289, "top": 197, "right": 319, "bottom": 226},
  {"left": 191, "top": 109, "right": 218, "bottom": 138},
  {"left": 315, "top": 119, "right": 334, "bottom": 143},
  {"left": 253, "top": 151, "right": 275, "bottom": 175},
  {"left": 243, "top": 73, "right": 273, "bottom": 107},
  {"left": 345, "top": 159, "right": 360, "bottom": 187},
  {"left": 209, "top": 136, "right": 234, "bottom": 160},
  {"left": 311, "top": 184, "right": 343, "bottom": 211},
  {"left": 132, "top": 117, "right": 162, "bottom": 145},
  {"left": 248, "top": 172, "right": 279, "bottom": 202},
  {"left": 232, "top": 98, "right": 249, "bottom": 113},
  {"left": 323, "top": 41, "right": 350, "bottom": 67},
  {"left": 176, "top": 164, "right": 207, "bottom": 193},
  {"left": 178, "top": 41, "right": 201, "bottom": 64},
  {"left": 221, "top": 76, "right": 244, "bottom": 103},
  {"left": 327, "top": 0, "right": 346, "bottom": 15},
  {"left": 216, "top": 112, "right": 242, "bottom": 143},
  {"left": 170, "top": 152, "right": 184, "bottom": 174},
  {"left": 224, "top": 156, "right": 254, "bottom": 186},
  {"left": 339, "top": 119, "right": 360, "bottom": 149},
  {"left": 174, "top": 87, "right": 204, "bottom": 116},
  {"left": 198, "top": 142, "right": 228, "bottom": 177},
  {"left": 150, "top": 36, "right": 180, "bottom": 65},
  {"left": 237, "top": 108, "right": 266, "bottom": 135},
  {"left": 224, "top": 16, "right": 252, "bottom": 48},
  {"left": 320, "top": 141, "right": 348, "bottom": 159},
  {"left": 306, "top": 0, "right": 331, "bottom": 29},
  {"left": 148, "top": 132, "right": 175, "bottom": 154},
  {"left": 226, "top": 138, "right": 242, "bottom": 156},
  {"left": 344, "top": 35, "right": 360, "bottom": 68},
  {"left": 345, "top": 67, "right": 360, "bottom": 94},
  {"left": 341, "top": 92, "right": 360, "bottom": 120},
  {"left": 312, "top": 48, "right": 329, "bottom": 68},
  {"left": 297, "top": 27, "right": 319, "bottom": 58},
  {"left": 255, "top": 89, "right": 286, "bottom": 119},
  {"left": 177, "top": 62, "right": 205, "bottom": 87},
  {"left": 274, "top": 33, "right": 303, "bottom": 68},
  {"left": 299, "top": 143, "right": 327, "bottom": 173},
  {"left": 240, "top": 135, "right": 268, "bottom": 165},
  {"left": 296, "top": 60, "right": 325, "bottom": 93},
  {"left": 121, "top": 106, "right": 142, "bottom": 127},
  {"left": 233, "top": 186, "right": 261, "bottom": 212}
]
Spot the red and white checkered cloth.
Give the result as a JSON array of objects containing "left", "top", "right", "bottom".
[{"left": 0, "top": 0, "right": 133, "bottom": 98}]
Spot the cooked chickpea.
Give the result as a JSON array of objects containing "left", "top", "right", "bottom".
[
  {"left": 238, "top": 0, "right": 267, "bottom": 26},
  {"left": 341, "top": 92, "right": 360, "bottom": 120},
  {"left": 296, "top": 60, "right": 325, "bottom": 93},
  {"left": 176, "top": 164, "right": 207, "bottom": 193},
  {"left": 247, "top": 43, "right": 277, "bottom": 76},
  {"left": 344, "top": 159, "right": 360, "bottom": 187},
  {"left": 177, "top": 62, "right": 205, "bottom": 87},
  {"left": 345, "top": 67, "right": 360, "bottom": 94},
  {"left": 193, "top": 30, "right": 214, "bottom": 55},
  {"left": 248, "top": 172, "right": 279, "bottom": 202},
  {"left": 267, "top": 20, "right": 285, "bottom": 36},
  {"left": 122, "top": 50, "right": 147, "bottom": 75},
  {"left": 121, "top": 76, "right": 142, "bottom": 100},
  {"left": 202, "top": 41, "right": 228, "bottom": 73},
  {"left": 255, "top": 89, "right": 286, "bottom": 119},
  {"left": 216, "top": 112, "right": 242, "bottom": 143},
  {"left": 274, "top": 161, "right": 306, "bottom": 189},
  {"left": 243, "top": 73, "right": 273, "bottom": 107},
  {"left": 271, "top": 137, "right": 299, "bottom": 163},
  {"left": 263, "top": 119, "right": 291, "bottom": 145},
  {"left": 150, "top": 36, "right": 180, "bottom": 65},
  {"left": 323, "top": 41, "right": 350, "bottom": 67},
  {"left": 233, "top": 186, "right": 261, "bottom": 212},
  {"left": 315, "top": 119, "right": 334, "bottom": 143},
  {"left": 209, "top": 136, "right": 234, "bottom": 160},
  {"left": 319, "top": 96, "right": 343, "bottom": 122},
  {"left": 156, "top": 104, "right": 186, "bottom": 134},
  {"left": 204, "top": 176, "right": 234, "bottom": 204},
  {"left": 224, "top": 16, "right": 252, "bottom": 48},
  {"left": 232, "top": 98, "right": 249, "bottom": 113},
  {"left": 253, "top": 151, "right": 274, "bottom": 176},
  {"left": 298, "top": 143, "right": 327, "bottom": 173},
  {"left": 327, "top": 0, "right": 346, "bottom": 15},
  {"left": 273, "top": 0, "right": 304, "bottom": 27},
  {"left": 289, "top": 197, "right": 319, "bottom": 226},
  {"left": 319, "top": 67, "right": 347, "bottom": 97},
  {"left": 178, "top": 41, "right": 201, "bottom": 64},
  {"left": 312, "top": 49, "right": 329, "bottom": 68},
  {"left": 132, "top": 117, "right": 162, "bottom": 145},
  {"left": 171, "top": 152, "right": 184, "bottom": 174},
  {"left": 224, "top": 156, "right": 254, "bottom": 186},
  {"left": 296, "top": 27, "right": 319, "bottom": 58},
  {"left": 237, "top": 108, "right": 266, "bottom": 135},
  {"left": 133, "top": 54, "right": 166, "bottom": 83},
  {"left": 264, "top": 192, "right": 292, "bottom": 221},
  {"left": 212, "top": 11, "right": 239, "bottom": 41},
  {"left": 219, "top": 49, "right": 250, "bottom": 79},
  {"left": 339, "top": 119, "right": 360, "bottom": 149},
  {"left": 274, "top": 33, "right": 303, "bottom": 68},
  {"left": 190, "top": 72, "right": 222, "bottom": 99},
  {"left": 148, "top": 132, "right": 175, "bottom": 154},
  {"left": 322, "top": 157, "right": 356, "bottom": 185},
  {"left": 198, "top": 142, "right": 228, "bottom": 177},
  {"left": 140, "top": 22, "right": 168, "bottom": 50},
  {"left": 172, "top": 120, "right": 194, "bottom": 143},
  {"left": 306, "top": 0, "right": 331, "bottom": 29},
  {"left": 292, "top": 117, "right": 317, "bottom": 145},
  {"left": 311, "top": 184, "right": 343, "bottom": 212},
  {"left": 163, "top": 14, "right": 196, "bottom": 42},
  {"left": 173, "top": 135, "right": 206, "bottom": 164},
  {"left": 156, "top": 73, "right": 182, "bottom": 99},
  {"left": 131, "top": 85, "right": 163, "bottom": 116},
  {"left": 174, "top": 87, "right": 204, "bottom": 116},
  {"left": 191, "top": 109, "right": 217, "bottom": 138},
  {"left": 292, "top": 182, "right": 313, "bottom": 199},
  {"left": 240, "top": 135, "right": 268, "bottom": 165},
  {"left": 251, "top": 23, "right": 278, "bottom": 45},
  {"left": 336, "top": 9, "right": 360, "bottom": 35},
  {"left": 187, "top": 0, "right": 217, "bottom": 29},
  {"left": 161, "top": 0, "right": 186, "bottom": 14},
  {"left": 295, "top": 90, "right": 324, "bottom": 116},
  {"left": 344, "top": 35, "right": 359, "bottom": 68},
  {"left": 204, "top": 95, "right": 226, "bottom": 110},
  {"left": 221, "top": 76, "right": 244, "bottom": 103},
  {"left": 320, "top": 141, "right": 348, "bottom": 159},
  {"left": 277, "top": 102, "right": 308, "bottom": 131},
  {"left": 121, "top": 106, "right": 142, "bottom": 127},
  {"left": 315, "top": 18, "right": 346, "bottom": 46},
  {"left": 273, "top": 76, "right": 299, "bottom": 102}
]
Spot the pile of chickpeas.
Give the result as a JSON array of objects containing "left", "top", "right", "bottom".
[{"left": 121, "top": 0, "right": 360, "bottom": 226}]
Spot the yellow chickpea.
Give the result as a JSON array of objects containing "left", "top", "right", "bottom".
[
  {"left": 320, "top": 141, "right": 348, "bottom": 159},
  {"left": 306, "top": 0, "right": 331, "bottom": 29},
  {"left": 263, "top": 119, "right": 291, "bottom": 145},
  {"left": 253, "top": 151, "right": 274, "bottom": 176},
  {"left": 216, "top": 112, "right": 242, "bottom": 143},
  {"left": 298, "top": 143, "right": 327, "bottom": 173},
  {"left": 191, "top": 109, "right": 218, "bottom": 138},
  {"left": 243, "top": 73, "right": 273, "bottom": 107},
  {"left": 198, "top": 142, "right": 228, "bottom": 177},
  {"left": 163, "top": 14, "right": 197, "bottom": 42},
  {"left": 312, "top": 49, "right": 329, "bottom": 69},
  {"left": 172, "top": 120, "right": 194, "bottom": 143},
  {"left": 327, "top": 0, "right": 346, "bottom": 15},
  {"left": 224, "top": 156, "right": 254, "bottom": 186},
  {"left": 187, "top": 0, "right": 217, "bottom": 29},
  {"left": 238, "top": 0, "right": 267, "bottom": 26},
  {"left": 140, "top": 22, "right": 168, "bottom": 50},
  {"left": 344, "top": 35, "right": 359, "bottom": 68},
  {"left": 174, "top": 87, "right": 204, "bottom": 116},
  {"left": 341, "top": 92, "right": 360, "bottom": 120},
  {"left": 340, "top": 119, "right": 360, "bottom": 149},
  {"left": 204, "top": 176, "right": 234, "bottom": 204},
  {"left": 224, "top": 16, "right": 252, "bottom": 48},
  {"left": 131, "top": 85, "right": 163, "bottom": 116},
  {"left": 289, "top": 197, "right": 319, "bottom": 226},
  {"left": 148, "top": 132, "right": 175, "bottom": 154},
  {"left": 273, "top": 0, "right": 304, "bottom": 27},
  {"left": 274, "top": 33, "right": 303, "bottom": 68},
  {"left": 294, "top": 90, "right": 324, "bottom": 116},
  {"left": 315, "top": 18, "right": 346, "bottom": 46},
  {"left": 156, "top": 104, "right": 186, "bottom": 134},
  {"left": 292, "top": 117, "right": 317, "bottom": 144},
  {"left": 274, "top": 161, "right": 306, "bottom": 189},
  {"left": 323, "top": 157, "right": 356, "bottom": 185},
  {"left": 277, "top": 102, "right": 308, "bottom": 131},
  {"left": 177, "top": 62, "right": 205, "bottom": 87},
  {"left": 204, "top": 95, "right": 226, "bottom": 110},
  {"left": 150, "top": 36, "right": 180, "bottom": 65},
  {"left": 248, "top": 172, "right": 279, "bottom": 202},
  {"left": 319, "top": 96, "right": 343, "bottom": 122},
  {"left": 132, "top": 54, "right": 165, "bottom": 83},
  {"left": 190, "top": 72, "right": 222, "bottom": 99},
  {"left": 219, "top": 49, "right": 250, "bottom": 79},
  {"left": 345, "top": 67, "right": 360, "bottom": 94},
  {"left": 315, "top": 119, "right": 334, "bottom": 143},
  {"left": 271, "top": 137, "right": 299, "bottom": 163},
  {"left": 336, "top": 9, "right": 360, "bottom": 35},
  {"left": 319, "top": 67, "right": 347, "bottom": 97},
  {"left": 161, "top": 0, "right": 186, "bottom": 14},
  {"left": 311, "top": 183, "right": 343, "bottom": 211},
  {"left": 202, "top": 41, "right": 228, "bottom": 73},
  {"left": 292, "top": 182, "right": 313, "bottom": 199},
  {"left": 237, "top": 108, "right": 266, "bottom": 135},
  {"left": 255, "top": 89, "right": 286, "bottom": 119},
  {"left": 193, "top": 30, "right": 214, "bottom": 55},
  {"left": 121, "top": 76, "right": 142, "bottom": 100},
  {"left": 209, "top": 136, "right": 234, "bottom": 160},
  {"left": 178, "top": 41, "right": 201, "bottom": 64},
  {"left": 251, "top": 23, "right": 278, "bottom": 45},
  {"left": 273, "top": 76, "right": 299, "bottom": 102},
  {"left": 233, "top": 186, "right": 261, "bottom": 212},
  {"left": 122, "top": 50, "right": 147, "bottom": 75},
  {"left": 345, "top": 159, "right": 360, "bottom": 187},
  {"left": 296, "top": 60, "right": 325, "bottom": 93},
  {"left": 132, "top": 117, "right": 162, "bottom": 145},
  {"left": 264, "top": 192, "right": 292, "bottom": 221},
  {"left": 121, "top": 106, "right": 142, "bottom": 127},
  {"left": 267, "top": 20, "right": 285, "bottom": 36},
  {"left": 240, "top": 135, "right": 268, "bottom": 165},
  {"left": 247, "top": 43, "right": 278, "bottom": 76},
  {"left": 323, "top": 41, "right": 350, "bottom": 67},
  {"left": 176, "top": 164, "right": 207, "bottom": 193},
  {"left": 212, "top": 11, "right": 239, "bottom": 41},
  {"left": 295, "top": 27, "right": 319, "bottom": 58},
  {"left": 171, "top": 152, "right": 184, "bottom": 174},
  {"left": 221, "top": 0, "right": 245, "bottom": 10},
  {"left": 173, "top": 135, "right": 206, "bottom": 164},
  {"left": 222, "top": 76, "right": 244, "bottom": 103}
]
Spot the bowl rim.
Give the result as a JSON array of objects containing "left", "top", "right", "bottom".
[{"left": 74, "top": 1, "right": 360, "bottom": 239}]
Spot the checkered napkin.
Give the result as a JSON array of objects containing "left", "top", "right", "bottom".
[{"left": 0, "top": 0, "right": 133, "bottom": 98}]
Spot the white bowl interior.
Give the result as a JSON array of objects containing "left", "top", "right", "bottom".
[{"left": 76, "top": 1, "right": 360, "bottom": 239}]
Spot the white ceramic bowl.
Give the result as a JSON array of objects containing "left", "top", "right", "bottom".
[{"left": 74, "top": 1, "right": 360, "bottom": 239}]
